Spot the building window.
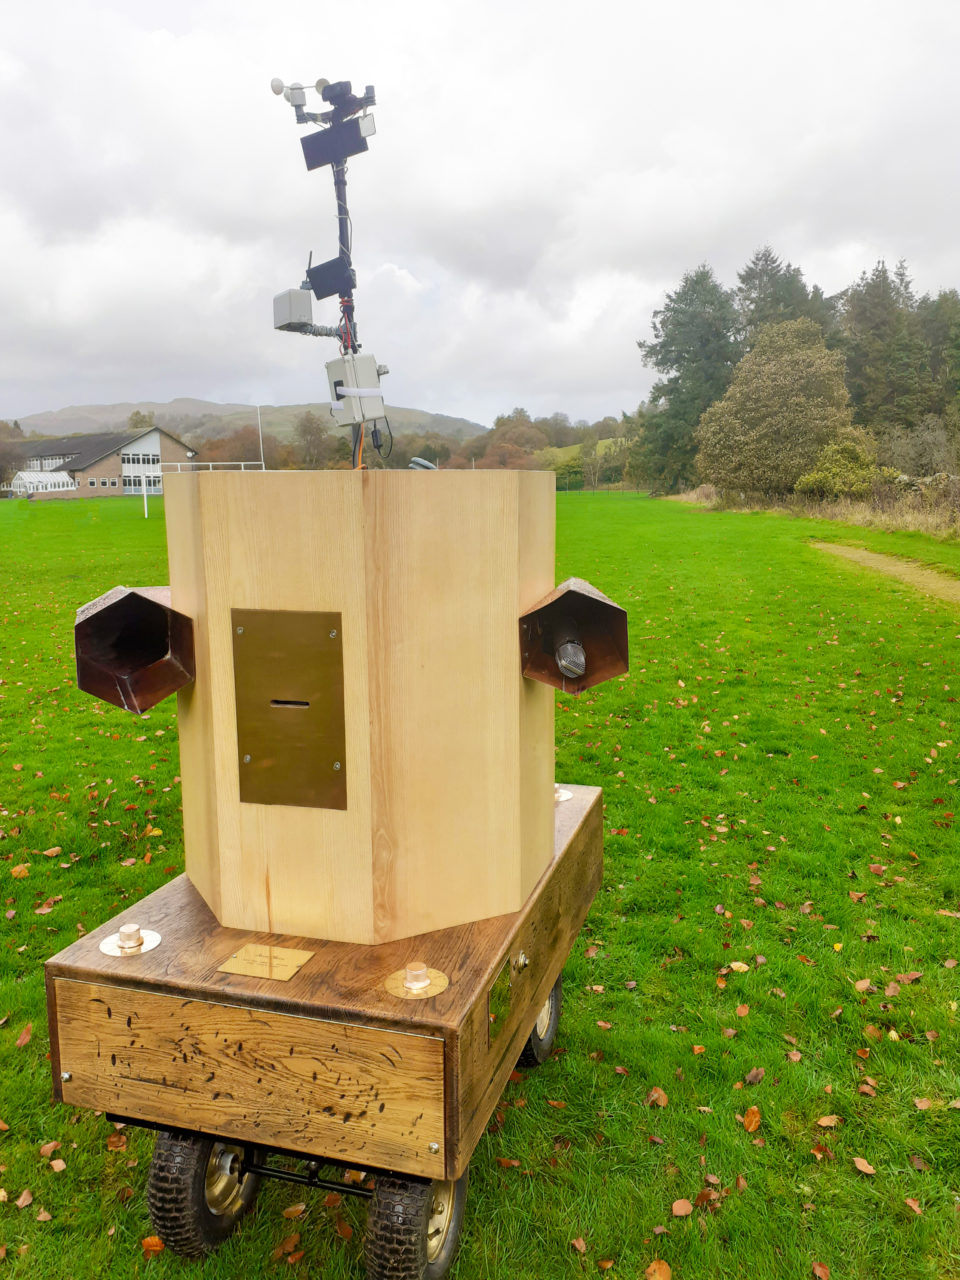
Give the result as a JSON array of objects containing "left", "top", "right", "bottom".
[
  {"left": 110, "top": 478, "right": 118, "bottom": 487},
  {"left": 89, "top": 478, "right": 96, "bottom": 487},
  {"left": 100, "top": 478, "right": 108, "bottom": 487}
]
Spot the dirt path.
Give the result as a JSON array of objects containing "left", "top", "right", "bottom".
[{"left": 812, "top": 540, "right": 960, "bottom": 605}]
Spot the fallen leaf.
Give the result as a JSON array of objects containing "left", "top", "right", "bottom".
[
  {"left": 596, "top": 1021, "right": 612, "bottom": 1031},
  {"left": 692, "top": 1045, "right": 706, "bottom": 1055},
  {"left": 571, "top": 1237, "right": 587, "bottom": 1254},
  {"left": 282, "top": 1202, "right": 306, "bottom": 1219},
  {"left": 812, "top": 1264, "right": 830, "bottom": 1279},
  {"left": 36, "top": 1209, "right": 51, "bottom": 1222},
  {"left": 141, "top": 1237, "right": 164, "bottom": 1259},
  {"left": 15, "top": 1188, "right": 32, "bottom": 1209},
  {"left": 672, "top": 1199, "right": 693, "bottom": 1217},
  {"left": 744, "top": 1067, "right": 765, "bottom": 1085},
  {"left": 811, "top": 1144, "right": 834, "bottom": 1161},
  {"left": 49, "top": 1159, "right": 66, "bottom": 1173},
  {"left": 854, "top": 978, "right": 872, "bottom": 992},
  {"left": 645, "top": 1263, "right": 671, "bottom": 1280},
  {"left": 335, "top": 1217, "right": 353, "bottom": 1241},
  {"left": 38, "top": 1141, "right": 60, "bottom": 1158},
  {"left": 909, "top": 1155, "right": 931, "bottom": 1171},
  {"left": 904, "top": 1198, "right": 922, "bottom": 1215},
  {"left": 729, "top": 961, "right": 749, "bottom": 973},
  {"left": 15, "top": 1024, "right": 31, "bottom": 1049},
  {"left": 323, "top": 1193, "right": 342, "bottom": 1208},
  {"left": 786, "top": 1050, "right": 803, "bottom": 1062},
  {"left": 496, "top": 1158, "right": 520, "bottom": 1168},
  {"left": 914, "top": 1098, "right": 931, "bottom": 1111},
  {"left": 817, "top": 1116, "right": 841, "bottom": 1128},
  {"left": 598, "top": 1262, "right": 615, "bottom": 1272},
  {"left": 735, "top": 1174, "right": 747, "bottom": 1192},
  {"left": 853, "top": 1157, "right": 875, "bottom": 1175},
  {"left": 547, "top": 1100, "right": 567, "bottom": 1110},
  {"left": 10, "top": 865, "right": 29, "bottom": 879},
  {"left": 742, "top": 1106, "right": 761, "bottom": 1133},
  {"left": 645, "top": 1087, "right": 668, "bottom": 1108},
  {"left": 735, "top": 1004, "right": 749, "bottom": 1017}
]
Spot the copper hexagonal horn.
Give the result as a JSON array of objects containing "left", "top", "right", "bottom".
[
  {"left": 519, "top": 576, "right": 628, "bottom": 695},
  {"left": 75, "top": 586, "right": 195, "bottom": 714}
]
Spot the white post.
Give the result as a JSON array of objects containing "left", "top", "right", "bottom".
[
  {"left": 143, "top": 477, "right": 148, "bottom": 519},
  {"left": 256, "top": 405, "right": 265, "bottom": 471}
]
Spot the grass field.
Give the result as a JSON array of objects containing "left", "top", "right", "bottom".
[{"left": 0, "top": 493, "right": 958, "bottom": 1279}]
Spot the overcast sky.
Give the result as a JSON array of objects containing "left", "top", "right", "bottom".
[{"left": 2, "top": 0, "right": 959, "bottom": 429}]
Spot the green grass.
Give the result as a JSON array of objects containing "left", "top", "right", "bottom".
[{"left": 1, "top": 494, "right": 959, "bottom": 1279}]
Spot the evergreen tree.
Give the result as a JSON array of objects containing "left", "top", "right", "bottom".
[
  {"left": 737, "top": 246, "right": 841, "bottom": 345},
  {"left": 636, "top": 265, "right": 741, "bottom": 491},
  {"left": 841, "top": 260, "right": 934, "bottom": 430},
  {"left": 917, "top": 288, "right": 960, "bottom": 413}
]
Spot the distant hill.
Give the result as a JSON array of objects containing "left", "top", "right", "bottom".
[{"left": 16, "top": 399, "right": 485, "bottom": 443}]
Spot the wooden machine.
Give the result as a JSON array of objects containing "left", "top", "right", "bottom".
[{"left": 46, "top": 78, "right": 629, "bottom": 1280}]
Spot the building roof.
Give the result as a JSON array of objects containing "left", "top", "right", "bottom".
[
  {"left": 19, "top": 426, "right": 191, "bottom": 472},
  {"left": 11, "top": 470, "right": 76, "bottom": 487}
]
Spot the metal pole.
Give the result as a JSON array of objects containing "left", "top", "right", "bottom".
[
  {"left": 256, "top": 405, "right": 265, "bottom": 470},
  {"left": 143, "top": 476, "right": 148, "bottom": 519}
]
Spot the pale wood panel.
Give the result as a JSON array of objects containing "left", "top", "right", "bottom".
[
  {"left": 164, "top": 475, "right": 220, "bottom": 920},
  {"left": 364, "top": 473, "right": 553, "bottom": 942},
  {"left": 55, "top": 980, "right": 445, "bottom": 1179},
  {"left": 166, "top": 473, "right": 375, "bottom": 942},
  {"left": 516, "top": 473, "right": 556, "bottom": 897}
]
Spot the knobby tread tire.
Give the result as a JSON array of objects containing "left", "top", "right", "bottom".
[
  {"left": 146, "top": 1130, "right": 260, "bottom": 1258},
  {"left": 517, "top": 974, "right": 563, "bottom": 1068},
  {"left": 366, "top": 1170, "right": 468, "bottom": 1280}
]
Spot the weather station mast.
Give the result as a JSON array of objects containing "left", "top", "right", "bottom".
[{"left": 271, "top": 76, "right": 406, "bottom": 469}]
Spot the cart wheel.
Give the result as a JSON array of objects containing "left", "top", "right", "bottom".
[
  {"left": 517, "top": 974, "right": 562, "bottom": 1067},
  {"left": 365, "top": 1168, "right": 469, "bottom": 1280},
  {"left": 146, "top": 1130, "right": 261, "bottom": 1257}
]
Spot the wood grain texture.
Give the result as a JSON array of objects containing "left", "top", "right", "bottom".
[
  {"left": 163, "top": 470, "right": 556, "bottom": 945},
  {"left": 54, "top": 980, "right": 446, "bottom": 1179},
  {"left": 46, "top": 786, "right": 602, "bottom": 1178}
]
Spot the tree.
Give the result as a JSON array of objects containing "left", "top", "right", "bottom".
[
  {"left": 294, "top": 410, "right": 332, "bottom": 469},
  {"left": 0, "top": 439, "right": 21, "bottom": 485},
  {"left": 796, "top": 428, "right": 898, "bottom": 499},
  {"left": 127, "top": 409, "right": 155, "bottom": 434},
  {"left": 636, "top": 265, "right": 742, "bottom": 491},
  {"left": 841, "top": 260, "right": 933, "bottom": 430},
  {"left": 695, "top": 318, "right": 852, "bottom": 493},
  {"left": 917, "top": 288, "right": 960, "bottom": 413}
]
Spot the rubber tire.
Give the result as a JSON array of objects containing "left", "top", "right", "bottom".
[
  {"left": 365, "top": 1169, "right": 469, "bottom": 1280},
  {"left": 517, "top": 974, "right": 563, "bottom": 1068},
  {"left": 146, "top": 1130, "right": 261, "bottom": 1257}
]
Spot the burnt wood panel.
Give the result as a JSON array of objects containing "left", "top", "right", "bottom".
[
  {"left": 446, "top": 792, "right": 603, "bottom": 1177},
  {"left": 54, "top": 980, "right": 445, "bottom": 1179}
]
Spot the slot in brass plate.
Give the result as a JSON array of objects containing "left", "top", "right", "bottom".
[
  {"left": 232, "top": 608, "right": 347, "bottom": 809},
  {"left": 217, "top": 942, "right": 315, "bottom": 981}
]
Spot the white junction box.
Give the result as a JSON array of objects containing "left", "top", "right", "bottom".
[
  {"left": 273, "top": 288, "right": 314, "bottom": 333},
  {"left": 326, "top": 351, "right": 385, "bottom": 425}
]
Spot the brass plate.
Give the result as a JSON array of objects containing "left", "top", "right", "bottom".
[
  {"left": 218, "top": 943, "right": 315, "bottom": 981},
  {"left": 384, "top": 967, "right": 450, "bottom": 1001},
  {"left": 232, "top": 608, "right": 347, "bottom": 809},
  {"left": 487, "top": 959, "right": 511, "bottom": 1044}
]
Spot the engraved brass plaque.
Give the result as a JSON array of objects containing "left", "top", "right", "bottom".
[
  {"left": 232, "top": 608, "right": 347, "bottom": 809},
  {"left": 218, "top": 943, "right": 314, "bottom": 981}
]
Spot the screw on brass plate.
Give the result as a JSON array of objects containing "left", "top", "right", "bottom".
[
  {"left": 516, "top": 951, "right": 530, "bottom": 970},
  {"left": 236, "top": 626, "right": 244, "bottom": 635},
  {"left": 61, "top": 1072, "right": 72, "bottom": 1082},
  {"left": 333, "top": 761, "right": 341, "bottom": 771},
  {"left": 243, "top": 754, "right": 251, "bottom": 764},
  {"left": 329, "top": 629, "right": 337, "bottom": 638},
  {"left": 428, "top": 1142, "right": 440, "bottom": 1154}
]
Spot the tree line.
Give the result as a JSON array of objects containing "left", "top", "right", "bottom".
[{"left": 631, "top": 247, "right": 960, "bottom": 495}]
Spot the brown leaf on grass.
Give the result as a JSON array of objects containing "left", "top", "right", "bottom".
[
  {"left": 885, "top": 981, "right": 901, "bottom": 997},
  {"left": 49, "top": 1159, "right": 66, "bottom": 1173},
  {"left": 849, "top": 891, "right": 866, "bottom": 902},
  {"left": 863, "top": 1025, "right": 882, "bottom": 1041},
  {"left": 925, "top": 1030, "right": 939, "bottom": 1042},
  {"left": 36, "top": 1208, "right": 51, "bottom": 1222},
  {"left": 786, "top": 1050, "right": 803, "bottom": 1062},
  {"left": 11, "top": 865, "right": 29, "bottom": 879},
  {"left": 496, "top": 1158, "right": 520, "bottom": 1168},
  {"left": 735, "top": 1174, "right": 747, "bottom": 1192},
  {"left": 904, "top": 1198, "right": 922, "bottom": 1215},
  {"left": 853, "top": 1157, "right": 875, "bottom": 1175},
  {"left": 853, "top": 978, "right": 873, "bottom": 993},
  {"left": 858, "top": 1085, "right": 876, "bottom": 1097},
  {"left": 282, "top": 1202, "right": 306, "bottom": 1219},
  {"left": 694, "top": 1189, "right": 719, "bottom": 1208},
  {"left": 812, "top": 1264, "right": 830, "bottom": 1279},
  {"left": 949, "top": 1100, "right": 960, "bottom": 1110},
  {"left": 142, "top": 1236, "right": 164, "bottom": 1259},
  {"left": 817, "top": 1116, "right": 841, "bottom": 1128},
  {"left": 15, "top": 1024, "right": 31, "bottom": 1049},
  {"left": 692, "top": 1045, "right": 706, "bottom": 1055},
  {"left": 856, "top": 1048, "right": 870, "bottom": 1060},
  {"left": 570, "top": 1237, "right": 586, "bottom": 1254},
  {"left": 15, "top": 1188, "right": 32, "bottom": 1209},
  {"left": 547, "top": 1100, "right": 567, "bottom": 1109},
  {"left": 106, "top": 1132, "right": 127, "bottom": 1152},
  {"left": 811, "top": 1144, "right": 834, "bottom": 1161},
  {"left": 742, "top": 1106, "right": 761, "bottom": 1133},
  {"left": 645, "top": 1087, "right": 668, "bottom": 1108},
  {"left": 897, "top": 971, "right": 923, "bottom": 985},
  {"left": 909, "top": 1155, "right": 931, "bottom": 1171},
  {"left": 945, "top": 959, "right": 958, "bottom": 969},
  {"left": 598, "top": 1262, "right": 615, "bottom": 1272},
  {"left": 323, "top": 1192, "right": 342, "bottom": 1208},
  {"left": 672, "top": 1199, "right": 693, "bottom": 1217},
  {"left": 745, "top": 1067, "right": 765, "bottom": 1085},
  {"left": 614, "top": 1065, "right": 629, "bottom": 1076},
  {"left": 914, "top": 1098, "right": 932, "bottom": 1110},
  {"left": 335, "top": 1217, "right": 353, "bottom": 1240},
  {"left": 596, "top": 1021, "right": 612, "bottom": 1031},
  {"left": 287, "top": 1251, "right": 305, "bottom": 1265},
  {"left": 38, "top": 1141, "right": 60, "bottom": 1158},
  {"left": 645, "top": 1262, "right": 671, "bottom": 1280},
  {"left": 736, "top": 1004, "right": 749, "bottom": 1017}
]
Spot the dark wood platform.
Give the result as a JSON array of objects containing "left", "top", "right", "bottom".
[{"left": 46, "top": 785, "right": 602, "bottom": 1180}]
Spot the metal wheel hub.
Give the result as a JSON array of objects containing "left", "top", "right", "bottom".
[
  {"left": 204, "top": 1143, "right": 246, "bottom": 1216},
  {"left": 535, "top": 994, "right": 552, "bottom": 1040},
  {"left": 426, "top": 1179, "right": 456, "bottom": 1262}
]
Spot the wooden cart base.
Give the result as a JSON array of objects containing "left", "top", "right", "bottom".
[{"left": 46, "top": 785, "right": 601, "bottom": 1182}]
